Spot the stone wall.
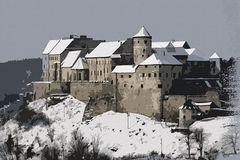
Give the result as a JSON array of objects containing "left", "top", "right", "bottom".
[{"left": 70, "top": 82, "right": 116, "bottom": 117}]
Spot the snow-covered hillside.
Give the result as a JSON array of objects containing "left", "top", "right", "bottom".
[
  {"left": 0, "top": 96, "right": 237, "bottom": 159},
  {"left": 0, "top": 95, "right": 86, "bottom": 154}
]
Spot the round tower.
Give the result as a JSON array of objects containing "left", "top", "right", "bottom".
[{"left": 132, "top": 26, "right": 152, "bottom": 65}]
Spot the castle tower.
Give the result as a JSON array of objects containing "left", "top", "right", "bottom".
[
  {"left": 209, "top": 52, "right": 221, "bottom": 75},
  {"left": 132, "top": 26, "right": 152, "bottom": 65}
]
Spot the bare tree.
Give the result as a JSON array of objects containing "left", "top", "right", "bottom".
[
  {"left": 193, "top": 128, "right": 206, "bottom": 159},
  {"left": 222, "top": 126, "right": 239, "bottom": 154},
  {"left": 183, "top": 129, "right": 193, "bottom": 159}
]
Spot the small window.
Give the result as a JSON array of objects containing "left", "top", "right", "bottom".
[
  {"left": 144, "top": 40, "right": 147, "bottom": 44},
  {"left": 124, "top": 84, "right": 127, "bottom": 87},
  {"left": 154, "top": 73, "right": 157, "bottom": 77},
  {"left": 166, "top": 73, "right": 168, "bottom": 78},
  {"left": 129, "top": 75, "right": 132, "bottom": 78},
  {"left": 138, "top": 41, "right": 140, "bottom": 43},
  {"left": 131, "top": 85, "right": 133, "bottom": 88},
  {"left": 100, "top": 71, "right": 102, "bottom": 76},
  {"left": 142, "top": 73, "right": 145, "bottom": 77},
  {"left": 159, "top": 73, "right": 162, "bottom": 77},
  {"left": 173, "top": 73, "right": 176, "bottom": 79},
  {"left": 143, "top": 49, "right": 146, "bottom": 52},
  {"left": 142, "top": 55, "right": 144, "bottom": 57},
  {"left": 148, "top": 73, "right": 151, "bottom": 77},
  {"left": 183, "top": 115, "right": 186, "bottom": 119},
  {"left": 121, "top": 75, "right": 123, "bottom": 78},
  {"left": 141, "top": 84, "right": 143, "bottom": 88},
  {"left": 145, "top": 65, "right": 148, "bottom": 68},
  {"left": 158, "top": 84, "right": 162, "bottom": 88}
]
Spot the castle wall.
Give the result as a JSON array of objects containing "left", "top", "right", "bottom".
[
  {"left": 70, "top": 82, "right": 116, "bottom": 117},
  {"left": 87, "top": 58, "right": 112, "bottom": 81},
  {"left": 112, "top": 65, "right": 182, "bottom": 120},
  {"left": 32, "top": 82, "right": 68, "bottom": 100}
]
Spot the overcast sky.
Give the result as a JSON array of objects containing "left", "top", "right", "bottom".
[{"left": 0, "top": 0, "right": 240, "bottom": 62}]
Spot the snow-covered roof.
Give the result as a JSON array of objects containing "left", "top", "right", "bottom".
[
  {"left": 112, "top": 65, "right": 137, "bottom": 73},
  {"left": 49, "top": 39, "right": 73, "bottom": 55},
  {"left": 152, "top": 42, "right": 169, "bottom": 48},
  {"left": 171, "top": 41, "right": 187, "bottom": 48},
  {"left": 61, "top": 50, "right": 81, "bottom": 68},
  {"left": 209, "top": 52, "right": 220, "bottom": 59},
  {"left": 140, "top": 49, "right": 182, "bottom": 66},
  {"left": 152, "top": 41, "right": 189, "bottom": 49},
  {"left": 42, "top": 39, "right": 60, "bottom": 54},
  {"left": 72, "top": 57, "right": 88, "bottom": 70},
  {"left": 133, "top": 26, "right": 151, "bottom": 38},
  {"left": 193, "top": 102, "right": 213, "bottom": 106},
  {"left": 85, "top": 41, "right": 124, "bottom": 58},
  {"left": 186, "top": 48, "right": 209, "bottom": 61}
]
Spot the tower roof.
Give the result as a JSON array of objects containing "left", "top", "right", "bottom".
[
  {"left": 209, "top": 52, "right": 220, "bottom": 59},
  {"left": 133, "top": 26, "right": 151, "bottom": 38}
]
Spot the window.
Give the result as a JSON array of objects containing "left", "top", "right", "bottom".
[
  {"left": 154, "top": 73, "right": 157, "bottom": 77},
  {"left": 144, "top": 40, "right": 147, "bottom": 44},
  {"left": 124, "top": 84, "right": 127, "bottom": 87},
  {"left": 121, "top": 75, "right": 123, "bottom": 78},
  {"left": 166, "top": 73, "right": 168, "bottom": 78},
  {"left": 158, "top": 84, "right": 162, "bottom": 88},
  {"left": 159, "top": 73, "right": 162, "bottom": 77},
  {"left": 143, "top": 49, "right": 146, "bottom": 52},
  {"left": 91, "top": 71, "right": 93, "bottom": 75},
  {"left": 129, "top": 75, "right": 132, "bottom": 78},
  {"left": 148, "top": 73, "right": 151, "bottom": 77},
  {"left": 100, "top": 71, "right": 102, "bottom": 76},
  {"left": 138, "top": 41, "right": 140, "bottom": 43},
  {"left": 142, "top": 55, "right": 144, "bottom": 57},
  {"left": 145, "top": 65, "right": 148, "bottom": 68},
  {"left": 142, "top": 73, "right": 145, "bottom": 77},
  {"left": 131, "top": 85, "right": 133, "bottom": 88},
  {"left": 79, "top": 73, "right": 81, "bottom": 80},
  {"left": 141, "top": 84, "right": 143, "bottom": 88},
  {"left": 96, "top": 61, "right": 98, "bottom": 65},
  {"left": 173, "top": 73, "right": 176, "bottom": 79}
]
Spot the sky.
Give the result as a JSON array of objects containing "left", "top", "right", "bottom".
[{"left": 0, "top": 0, "right": 240, "bottom": 62}]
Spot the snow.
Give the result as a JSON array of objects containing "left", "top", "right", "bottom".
[
  {"left": 171, "top": 41, "right": 188, "bottom": 48},
  {"left": 32, "top": 81, "right": 52, "bottom": 84},
  {"left": 133, "top": 26, "right": 151, "bottom": 38},
  {"left": 112, "top": 65, "right": 137, "bottom": 73},
  {"left": 0, "top": 95, "right": 86, "bottom": 153},
  {"left": 0, "top": 96, "right": 235, "bottom": 159},
  {"left": 152, "top": 41, "right": 189, "bottom": 49},
  {"left": 78, "top": 111, "right": 183, "bottom": 158},
  {"left": 42, "top": 39, "right": 60, "bottom": 54},
  {"left": 152, "top": 42, "right": 170, "bottom": 48},
  {"left": 61, "top": 50, "right": 81, "bottom": 68},
  {"left": 210, "top": 52, "right": 221, "bottom": 59},
  {"left": 194, "top": 102, "right": 212, "bottom": 106},
  {"left": 191, "top": 116, "right": 233, "bottom": 153},
  {"left": 49, "top": 39, "right": 73, "bottom": 55},
  {"left": 140, "top": 49, "right": 182, "bottom": 65},
  {"left": 71, "top": 57, "right": 88, "bottom": 70},
  {"left": 85, "top": 41, "right": 124, "bottom": 58}
]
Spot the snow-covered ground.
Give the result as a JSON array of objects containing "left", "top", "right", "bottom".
[{"left": 0, "top": 96, "right": 238, "bottom": 159}]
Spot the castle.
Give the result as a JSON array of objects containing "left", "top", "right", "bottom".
[{"left": 33, "top": 26, "right": 223, "bottom": 122}]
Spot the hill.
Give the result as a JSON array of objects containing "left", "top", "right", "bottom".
[{"left": 0, "top": 58, "right": 42, "bottom": 106}]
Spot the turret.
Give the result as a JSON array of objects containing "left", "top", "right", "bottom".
[
  {"left": 209, "top": 52, "right": 221, "bottom": 75},
  {"left": 132, "top": 26, "right": 152, "bottom": 65}
]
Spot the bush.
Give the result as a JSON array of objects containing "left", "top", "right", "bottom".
[
  {"left": 41, "top": 145, "right": 60, "bottom": 160},
  {"left": 67, "top": 131, "right": 110, "bottom": 160}
]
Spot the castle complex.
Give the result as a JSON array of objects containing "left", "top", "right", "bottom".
[{"left": 33, "top": 26, "right": 223, "bottom": 122}]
